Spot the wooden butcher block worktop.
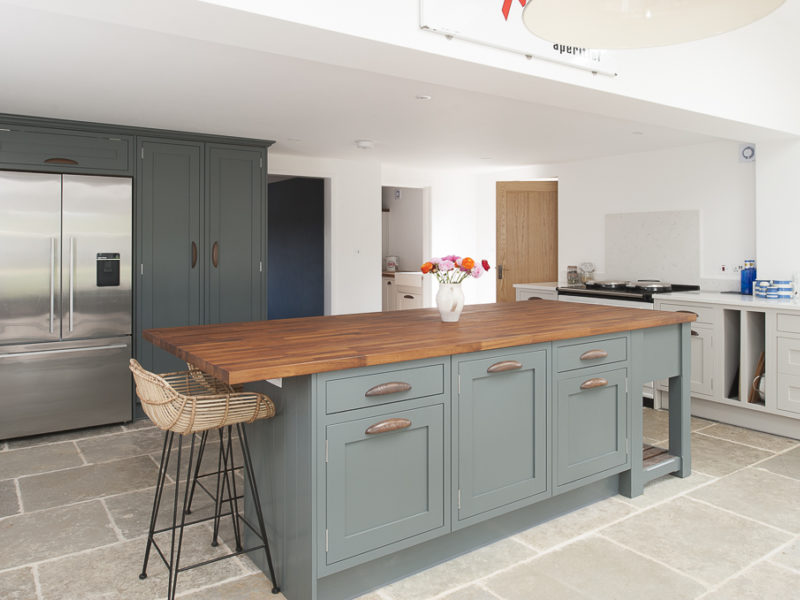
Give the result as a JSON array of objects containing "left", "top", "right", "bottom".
[{"left": 143, "top": 300, "right": 695, "bottom": 385}]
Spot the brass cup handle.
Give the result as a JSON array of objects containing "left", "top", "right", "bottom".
[
  {"left": 365, "top": 418, "right": 412, "bottom": 435},
  {"left": 211, "top": 241, "right": 219, "bottom": 268},
  {"left": 580, "top": 377, "right": 608, "bottom": 390},
  {"left": 580, "top": 349, "right": 608, "bottom": 361},
  {"left": 44, "top": 157, "right": 79, "bottom": 165},
  {"left": 365, "top": 382, "right": 412, "bottom": 397},
  {"left": 527, "top": 296, "right": 542, "bottom": 300},
  {"left": 191, "top": 241, "right": 198, "bottom": 269},
  {"left": 691, "top": 330, "right": 699, "bottom": 337},
  {"left": 487, "top": 360, "right": 522, "bottom": 373}
]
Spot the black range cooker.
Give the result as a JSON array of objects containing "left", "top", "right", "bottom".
[{"left": 557, "top": 280, "right": 700, "bottom": 304}]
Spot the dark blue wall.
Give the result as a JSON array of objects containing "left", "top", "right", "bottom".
[{"left": 267, "top": 177, "right": 324, "bottom": 319}]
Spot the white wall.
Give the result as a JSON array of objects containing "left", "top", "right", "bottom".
[
  {"left": 381, "top": 186, "right": 424, "bottom": 272},
  {"left": 270, "top": 153, "right": 382, "bottom": 315},
  {"left": 755, "top": 139, "right": 800, "bottom": 280}
]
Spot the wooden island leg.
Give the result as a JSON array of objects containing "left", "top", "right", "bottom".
[{"left": 669, "top": 322, "right": 692, "bottom": 477}]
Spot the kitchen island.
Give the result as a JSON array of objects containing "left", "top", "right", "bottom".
[{"left": 144, "top": 301, "right": 695, "bottom": 600}]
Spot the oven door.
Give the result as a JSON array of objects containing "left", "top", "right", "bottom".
[{"left": 557, "top": 294, "right": 654, "bottom": 310}]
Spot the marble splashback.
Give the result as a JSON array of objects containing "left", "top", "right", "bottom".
[{"left": 605, "top": 210, "right": 700, "bottom": 284}]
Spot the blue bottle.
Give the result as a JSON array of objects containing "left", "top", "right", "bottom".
[{"left": 740, "top": 260, "right": 756, "bottom": 295}]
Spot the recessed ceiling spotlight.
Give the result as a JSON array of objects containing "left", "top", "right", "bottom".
[
  {"left": 287, "top": 137, "right": 302, "bottom": 142},
  {"left": 416, "top": 95, "right": 432, "bottom": 101},
  {"left": 355, "top": 139, "right": 374, "bottom": 150},
  {"left": 632, "top": 131, "right": 644, "bottom": 135}
]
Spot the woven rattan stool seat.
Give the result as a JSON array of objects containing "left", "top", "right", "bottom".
[{"left": 129, "top": 359, "right": 275, "bottom": 434}]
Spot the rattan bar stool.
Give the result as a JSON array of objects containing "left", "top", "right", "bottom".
[{"left": 129, "top": 359, "right": 279, "bottom": 599}]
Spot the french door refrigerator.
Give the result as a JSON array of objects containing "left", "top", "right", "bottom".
[{"left": 0, "top": 171, "right": 133, "bottom": 439}]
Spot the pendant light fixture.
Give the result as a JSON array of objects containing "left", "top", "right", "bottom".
[{"left": 521, "top": 0, "right": 786, "bottom": 49}]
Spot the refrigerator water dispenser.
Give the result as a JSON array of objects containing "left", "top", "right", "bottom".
[{"left": 96, "top": 252, "right": 121, "bottom": 286}]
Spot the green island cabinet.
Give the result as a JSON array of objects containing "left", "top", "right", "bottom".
[{"left": 242, "top": 324, "right": 693, "bottom": 600}]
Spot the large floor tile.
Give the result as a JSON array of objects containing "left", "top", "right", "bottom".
[
  {"left": 0, "top": 500, "right": 117, "bottom": 569},
  {"left": 514, "top": 497, "right": 636, "bottom": 551},
  {"left": 19, "top": 455, "right": 159, "bottom": 512},
  {"left": 602, "top": 496, "right": 790, "bottom": 585},
  {"left": 690, "top": 432, "right": 773, "bottom": 476},
  {"left": 177, "top": 573, "right": 285, "bottom": 599},
  {"left": 642, "top": 408, "right": 713, "bottom": 444},
  {"left": 485, "top": 536, "right": 705, "bottom": 600},
  {"left": 697, "top": 423, "right": 799, "bottom": 452},
  {"left": 757, "top": 445, "right": 800, "bottom": 480},
  {"left": 4, "top": 423, "right": 125, "bottom": 449},
  {"left": 122, "top": 418, "right": 157, "bottom": 431},
  {"left": 0, "top": 566, "right": 38, "bottom": 600},
  {"left": 439, "top": 584, "right": 502, "bottom": 599},
  {"left": 37, "top": 525, "right": 248, "bottom": 600},
  {"left": 616, "top": 471, "right": 715, "bottom": 509},
  {"left": 380, "top": 537, "right": 535, "bottom": 600},
  {"left": 0, "top": 479, "right": 20, "bottom": 518},
  {"left": 689, "top": 467, "right": 800, "bottom": 533},
  {"left": 0, "top": 441, "right": 83, "bottom": 480},
  {"left": 77, "top": 427, "right": 169, "bottom": 463},
  {"left": 770, "top": 536, "right": 800, "bottom": 571},
  {"left": 702, "top": 561, "right": 800, "bottom": 600}
]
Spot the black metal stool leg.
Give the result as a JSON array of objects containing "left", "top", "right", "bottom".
[
  {"left": 185, "top": 429, "right": 208, "bottom": 515},
  {"left": 238, "top": 423, "right": 280, "bottom": 594},
  {"left": 211, "top": 428, "right": 225, "bottom": 546},
  {"left": 168, "top": 433, "right": 197, "bottom": 600},
  {"left": 140, "top": 430, "right": 173, "bottom": 580},
  {"left": 222, "top": 425, "right": 243, "bottom": 552}
]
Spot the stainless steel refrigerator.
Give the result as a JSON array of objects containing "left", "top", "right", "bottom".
[{"left": 0, "top": 171, "right": 133, "bottom": 439}]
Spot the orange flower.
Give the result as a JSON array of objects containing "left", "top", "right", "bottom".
[
  {"left": 421, "top": 262, "right": 434, "bottom": 274},
  {"left": 461, "top": 257, "right": 475, "bottom": 270}
]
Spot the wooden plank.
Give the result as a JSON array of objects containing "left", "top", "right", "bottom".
[
  {"left": 748, "top": 351, "right": 765, "bottom": 404},
  {"left": 144, "top": 301, "right": 696, "bottom": 384}
]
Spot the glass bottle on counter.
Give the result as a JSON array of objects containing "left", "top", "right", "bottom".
[{"left": 567, "top": 265, "right": 580, "bottom": 285}]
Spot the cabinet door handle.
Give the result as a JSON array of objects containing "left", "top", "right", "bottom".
[
  {"left": 191, "top": 241, "right": 198, "bottom": 269},
  {"left": 365, "top": 418, "right": 412, "bottom": 435},
  {"left": 403, "top": 294, "right": 414, "bottom": 299},
  {"left": 580, "top": 349, "right": 609, "bottom": 361},
  {"left": 211, "top": 241, "right": 219, "bottom": 268},
  {"left": 691, "top": 329, "right": 699, "bottom": 336},
  {"left": 365, "top": 382, "right": 412, "bottom": 396},
  {"left": 44, "top": 157, "right": 79, "bottom": 165},
  {"left": 527, "top": 296, "right": 542, "bottom": 300},
  {"left": 487, "top": 360, "right": 522, "bottom": 373},
  {"left": 676, "top": 310, "right": 698, "bottom": 317},
  {"left": 580, "top": 377, "right": 608, "bottom": 389}
]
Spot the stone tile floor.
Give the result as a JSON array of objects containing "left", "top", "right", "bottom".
[{"left": 1, "top": 409, "right": 798, "bottom": 599}]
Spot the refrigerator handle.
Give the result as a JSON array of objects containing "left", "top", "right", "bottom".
[
  {"left": 50, "top": 237, "right": 56, "bottom": 334},
  {"left": 69, "top": 236, "right": 74, "bottom": 332}
]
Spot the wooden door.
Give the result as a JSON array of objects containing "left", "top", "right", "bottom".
[{"left": 496, "top": 181, "right": 558, "bottom": 302}]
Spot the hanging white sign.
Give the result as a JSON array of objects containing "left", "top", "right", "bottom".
[{"left": 419, "top": 0, "right": 617, "bottom": 76}]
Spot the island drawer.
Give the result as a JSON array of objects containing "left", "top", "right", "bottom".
[
  {"left": 555, "top": 336, "right": 627, "bottom": 373},
  {"left": 324, "top": 362, "right": 445, "bottom": 414}
]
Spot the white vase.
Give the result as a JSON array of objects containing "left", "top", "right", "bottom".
[{"left": 436, "top": 283, "right": 465, "bottom": 322}]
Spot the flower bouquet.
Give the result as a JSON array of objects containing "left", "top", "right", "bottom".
[{"left": 420, "top": 255, "right": 491, "bottom": 322}]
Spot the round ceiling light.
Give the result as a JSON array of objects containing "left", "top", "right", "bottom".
[{"left": 521, "top": 0, "right": 786, "bottom": 49}]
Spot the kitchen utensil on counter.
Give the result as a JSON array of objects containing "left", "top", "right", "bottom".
[
  {"left": 740, "top": 259, "right": 756, "bottom": 295},
  {"left": 579, "top": 262, "right": 595, "bottom": 283},
  {"left": 385, "top": 256, "right": 398, "bottom": 272},
  {"left": 567, "top": 265, "right": 580, "bottom": 285}
]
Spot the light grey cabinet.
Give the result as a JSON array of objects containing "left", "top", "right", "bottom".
[
  {"left": 325, "top": 403, "right": 446, "bottom": 564},
  {"left": 554, "top": 367, "right": 628, "bottom": 489},
  {"left": 689, "top": 325, "right": 714, "bottom": 397},
  {"left": 136, "top": 139, "right": 266, "bottom": 374},
  {"left": 453, "top": 347, "right": 548, "bottom": 527}
]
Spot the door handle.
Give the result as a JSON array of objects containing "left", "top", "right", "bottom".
[
  {"left": 580, "top": 377, "right": 608, "bottom": 389},
  {"left": 580, "top": 349, "right": 609, "bottom": 361},
  {"left": 211, "top": 241, "right": 219, "bottom": 268},
  {"left": 691, "top": 330, "right": 700, "bottom": 336},
  {"left": 497, "top": 264, "right": 503, "bottom": 280},
  {"left": 44, "top": 157, "right": 79, "bottom": 166},
  {"left": 50, "top": 237, "right": 56, "bottom": 334},
  {"left": 487, "top": 360, "right": 522, "bottom": 373},
  {"left": 365, "top": 382, "right": 412, "bottom": 396},
  {"left": 69, "top": 236, "right": 75, "bottom": 332},
  {"left": 403, "top": 294, "right": 414, "bottom": 299},
  {"left": 365, "top": 418, "right": 412, "bottom": 435},
  {"left": 191, "top": 241, "right": 197, "bottom": 269}
]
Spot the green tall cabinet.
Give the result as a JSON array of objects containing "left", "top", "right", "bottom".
[{"left": 136, "top": 138, "right": 267, "bottom": 375}]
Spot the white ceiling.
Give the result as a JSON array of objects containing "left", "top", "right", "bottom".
[{"left": 0, "top": 1, "right": 787, "bottom": 169}]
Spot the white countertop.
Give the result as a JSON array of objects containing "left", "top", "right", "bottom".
[
  {"left": 513, "top": 281, "right": 560, "bottom": 291},
  {"left": 657, "top": 290, "right": 800, "bottom": 310}
]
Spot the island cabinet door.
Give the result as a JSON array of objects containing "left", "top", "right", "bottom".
[
  {"left": 455, "top": 348, "right": 548, "bottom": 525},
  {"left": 324, "top": 403, "right": 446, "bottom": 566},
  {"left": 555, "top": 367, "right": 628, "bottom": 489}
]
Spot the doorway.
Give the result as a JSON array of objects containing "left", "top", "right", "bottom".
[
  {"left": 496, "top": 181, "right": 558, "bottom": 302},
  {"left": 267, "top": 175, "right": 325, "bottom": 319}
]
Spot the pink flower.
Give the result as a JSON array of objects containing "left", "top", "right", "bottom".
[
  {"left": 471, "top": 266, "right": 483, "bottom": 278},
  {"left": 438, "top": 259, "right": 455, "bottom": 271}
]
